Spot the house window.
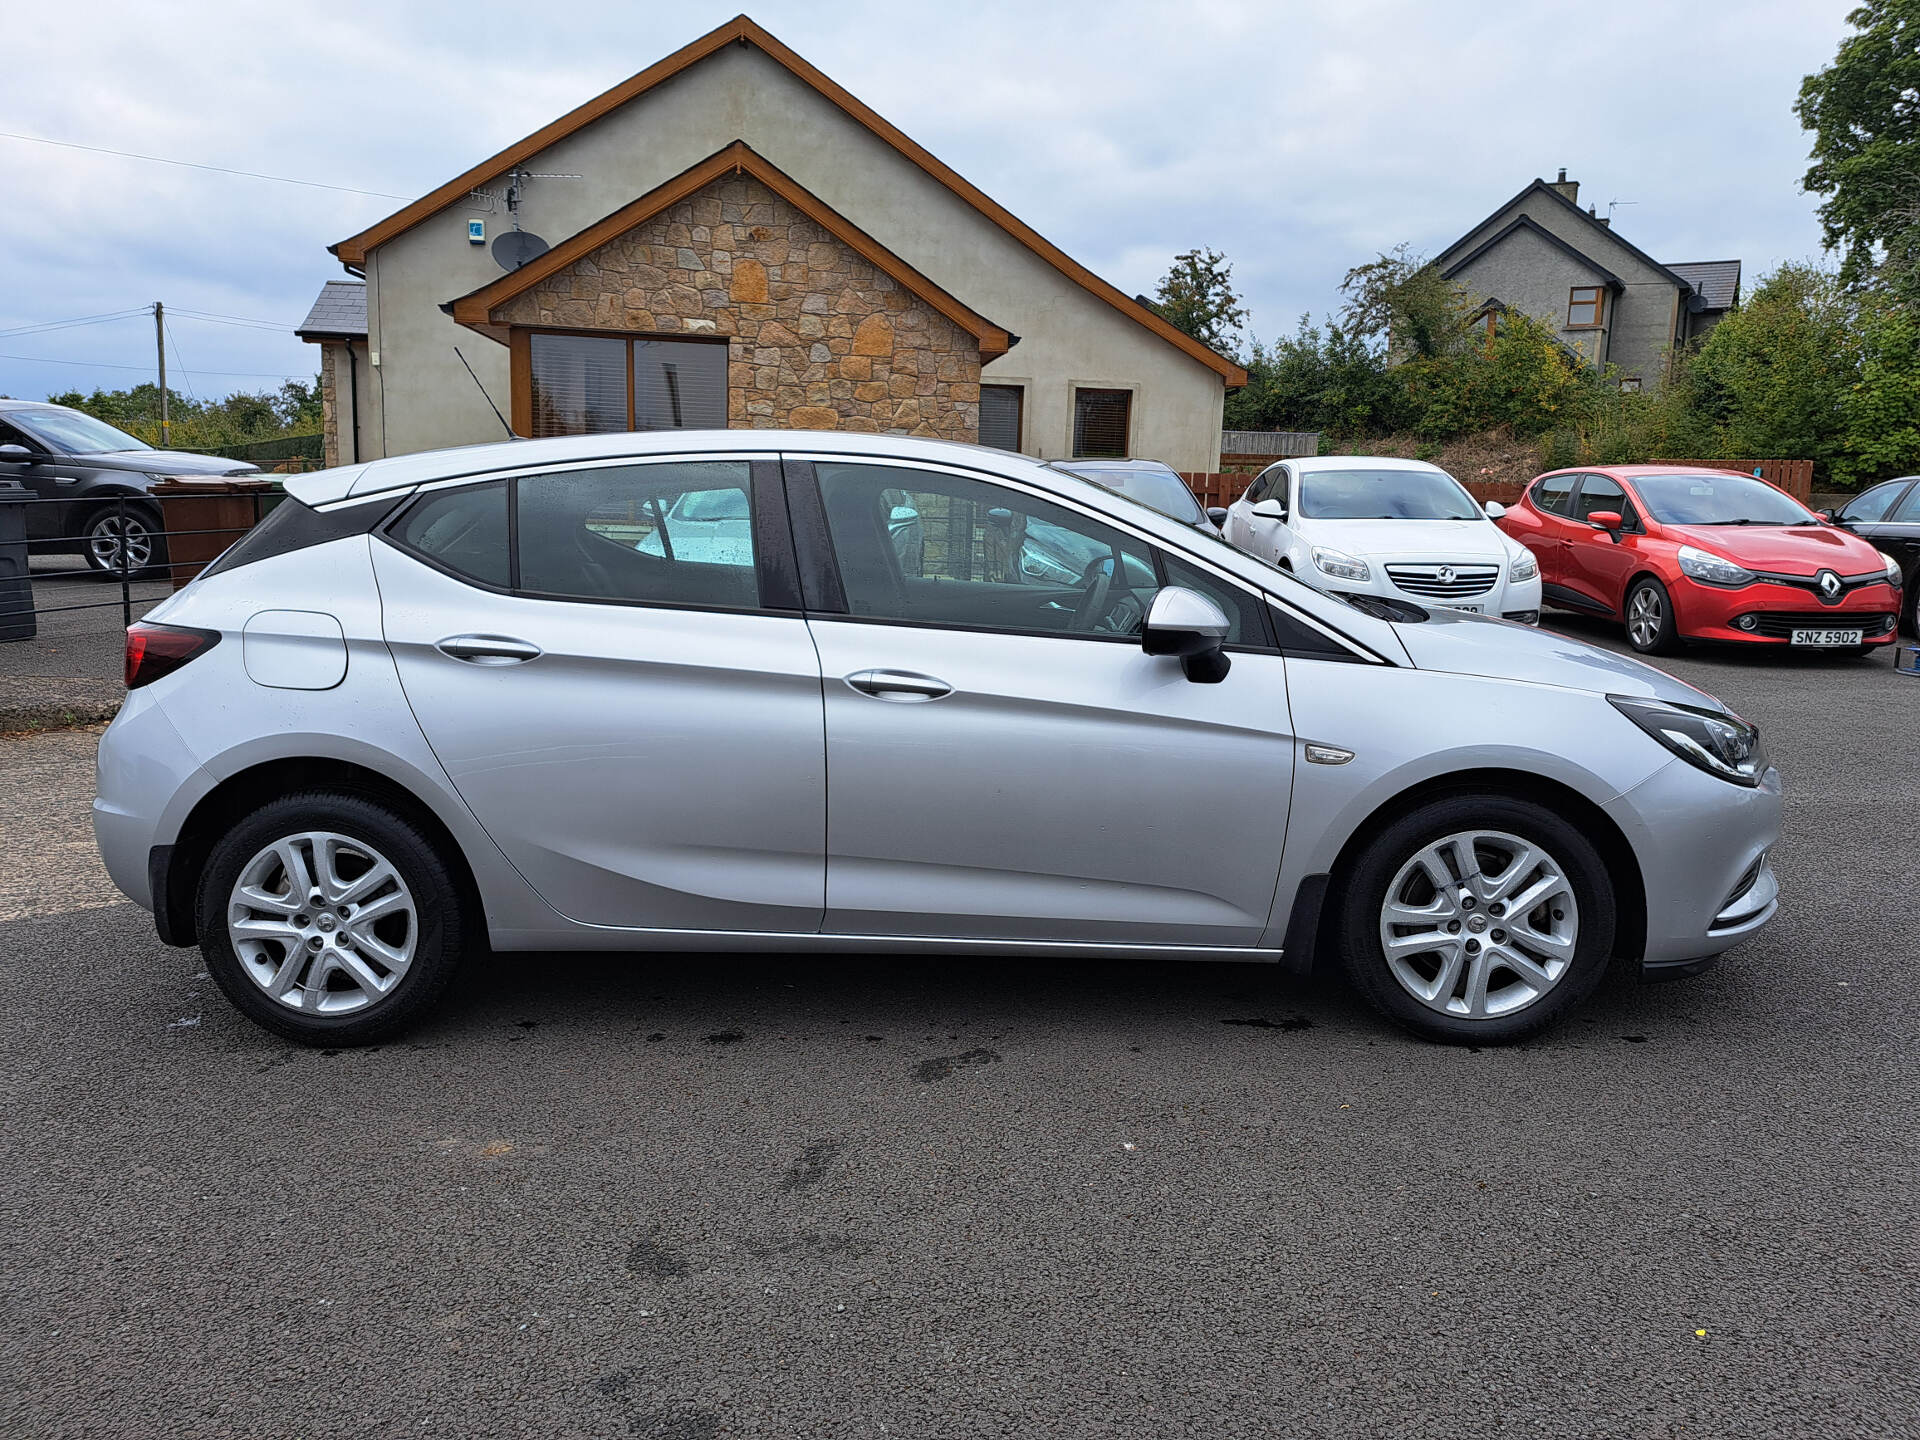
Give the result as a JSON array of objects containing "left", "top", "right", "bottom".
[
  {"left": 1567, "top": 287, "right": 1605, "bottom": 329},
  {"left": 980, "top": 384, "right": 1024, "bottom": 451},
  {"left": 527, "top": 331, "right": 727, "bottom": 438},
  {"left": 1619, "top": 376, "right": 1642, "bottom": 393},
  {"left": 1072, "top": 387, "right": 1132, "bottom": 458}
]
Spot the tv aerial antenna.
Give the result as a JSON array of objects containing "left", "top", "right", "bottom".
[
  {"left": 470, "top": 165, "right": 584, "bottom": 270},
  {"left": 1607, "top": 198, "right": 1638, "bottom": 223}
]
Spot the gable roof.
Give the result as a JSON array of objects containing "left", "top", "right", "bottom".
[
  {"left": 1441, "top": 216, "right": 1624, "bottom": 291},
  {"left": 1666, "top": 260, "right": 1741, "bottom": 311},
  {"left": 333, "top": 14, "right": 1244, "bottom": 385},
  {"left": 294, "top": 280, "right": 367, "bottom": 340},
  {"left": 1433, "top": 178, "right": 1696, "bottom": 295},
  {"left": 445, "top": 141, "right": 1014, "bottom": 359}
]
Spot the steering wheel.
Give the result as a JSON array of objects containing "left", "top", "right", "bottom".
[{"left": 1068, "top": 554, "right": 1116, "bottom": 632}]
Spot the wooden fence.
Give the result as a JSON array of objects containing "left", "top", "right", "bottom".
[{"left": 1651, "top": 459, "right": 1814, "bottom": 503}]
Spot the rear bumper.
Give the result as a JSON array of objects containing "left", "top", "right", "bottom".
[{"left": 91, "top": 687, "right": 213, "bottom": 916}]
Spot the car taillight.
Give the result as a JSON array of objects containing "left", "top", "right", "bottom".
[{"left": 125, "top": 622, "right": 220, "bottom": 690}]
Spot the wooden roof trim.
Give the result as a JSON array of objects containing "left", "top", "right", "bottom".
[
  {"left": 336, "top": 14, "right": 1244, "bottom": 385},
  {"left": 447, "top": 142, "right": 1013, "bottom": 358}
]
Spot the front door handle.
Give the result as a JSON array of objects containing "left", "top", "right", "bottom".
[
  {"left": 437, "top": 634, "right": 542, "bottom": 665},
  {"left": 845, "top": 668, "right": 952, "bottom": 702}
]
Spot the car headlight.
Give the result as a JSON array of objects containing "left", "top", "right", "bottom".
[
  {"left": 1311, "top": 545, "right": 1370, "bottom": 582},
  {"left": 1676, "top": 544, "right": 1755, "bottom": 587},
  {"left": 1508, "top": 550, "right": 1539, "bottom": 583},
  {"left": 1608, "top": 695, "right": 1767, "bottom": 787},
  {"left": 1878, "top": 549, "right": 1903, "bottom": 587}
]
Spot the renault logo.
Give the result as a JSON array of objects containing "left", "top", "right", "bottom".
[{"left": 1817, "top": 569, "right": 1842, "bottom": 603}]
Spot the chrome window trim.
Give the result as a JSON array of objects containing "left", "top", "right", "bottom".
[
  {"left": 786, "top": 450, "right": 1387, "bottom": 665},
  {"left": 311, "top": 451, "right": 772, "bottom": 514}
]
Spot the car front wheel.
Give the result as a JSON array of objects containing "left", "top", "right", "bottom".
[
  {"left": 1623, "top": 576, "right": 1680, "bottom": 654},
  {"left": 196, "top": 792, "right": 467, "bottom": 1045},
  {"left": 1336, "top": 795, "right": 1616, "bottom": 1044}
]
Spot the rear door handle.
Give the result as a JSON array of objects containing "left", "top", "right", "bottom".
[
  {"left": 845, "top": 668, "right": 952, "bottom": 702},
  {"left": 436, "top": 634, "right": 542, "bottom": 665}
]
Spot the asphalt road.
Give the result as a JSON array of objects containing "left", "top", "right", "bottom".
[{"left": 3, "top": 622, "right": 1916, "bottom": 1439}]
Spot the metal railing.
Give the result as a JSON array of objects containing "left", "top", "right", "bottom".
[{"left": 0, "top": 492, "right": 272, "bottom": 635}]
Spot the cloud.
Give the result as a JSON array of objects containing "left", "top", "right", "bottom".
[{"left": 0, "top": 0, "right": 1855, "bottom": 402}]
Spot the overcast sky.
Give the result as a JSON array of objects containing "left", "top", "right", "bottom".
[{"left": 1, "top": 0, "right": 1858, "bottom": 406}]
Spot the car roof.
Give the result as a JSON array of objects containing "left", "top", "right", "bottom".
[
  {"left": 1284, "top": 455, "right": 1449, "bottom": 473},
  {"left": 0, "top": 399, "right": 64, "bottom": 413},
  {"left": 1051, "top": 458, "right": 1179, "bottom": 473},
  {"left": 1541, "top": 464, "right": 1764, "bottom": 480}
]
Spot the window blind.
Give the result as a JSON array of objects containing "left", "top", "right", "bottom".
[{"left": 1072, "top": 388, "right": 1131, "bottom": 459}]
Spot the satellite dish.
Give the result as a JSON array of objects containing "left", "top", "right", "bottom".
[{"left": 493, "top": 230, "right": 549, "bottom": 271}]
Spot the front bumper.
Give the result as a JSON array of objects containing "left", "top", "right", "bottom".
[
  {"left": 1605, "top": 757, "right": 1784, "bottom": 969},
  {"left": 1673, "top": 577, "right": 1900, "bottom": 645},
  {"left": 1317, "top": 566, "right": 1542, "bottom": 622}
]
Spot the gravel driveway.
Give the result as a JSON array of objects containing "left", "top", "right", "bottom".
[{"left": 3, "top": 623, "right": 1915, "bottom": 1438}]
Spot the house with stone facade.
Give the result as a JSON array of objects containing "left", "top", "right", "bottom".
[
  {"left": 298, "top": 15, "right": 1242, "bottom": 472},
  {"left": 1432, "top": 171, "right": 1740, "bottom": 390}
]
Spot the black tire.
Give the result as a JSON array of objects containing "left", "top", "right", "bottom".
[
  {"left": 1335, "top": 794, "right": 1617, "bottom": 1045},
  {"left": 196, "top": 791, "right": 467, "bottom": 1045},
  {"left": 82, "top": 501, "right": 169, "bottom": 580},
  {"left": 1623, "top": 575, "right": 1681, "bottom": 655}
]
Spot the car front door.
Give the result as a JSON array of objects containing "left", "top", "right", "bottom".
[
  {"left": 1836, "top": 479, "right": 1920, "bottom": 590},
  {"left": 372, "top": 455, "right": 827, "bottom": 933},
  {"left": 792, "top": 455, "right": 1296, "bottom": 947},
  {"left": 1560, "top": 473, "right": 1643, "bottom": 613},
  {"left": 0, "top": 418, "right": 72, "bottom": 540}
]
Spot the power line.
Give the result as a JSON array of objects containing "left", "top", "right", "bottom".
[
  {"left": 162, "top": 316, "right": 200, "bottom": 405},
  {"left": 0, "top": 309, "right": 150, "bottom": 339},
  {"left": 0, "top": 351, "right": 310, "bottom": 379},
  {"left": 170, "top": 307, "right": 297, "bottom": 329},
  {"left": 0, "top": 130, "right": 411, "bottom": 201}
]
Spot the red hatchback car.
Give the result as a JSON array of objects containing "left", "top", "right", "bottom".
[{"left": 1499, "top": 466, "right": 1903, "bottom": 655}]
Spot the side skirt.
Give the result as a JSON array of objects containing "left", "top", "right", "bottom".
[{"left": 486, "top": 925, "right": 1288, "bottom": 963}]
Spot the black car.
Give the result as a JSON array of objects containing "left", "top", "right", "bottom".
[
  {"left": 0, "top": 399, "right": 259, "bottom": 576},
  {"left": 1822, "top": 478, "right": 1920, "bottom": 634}
]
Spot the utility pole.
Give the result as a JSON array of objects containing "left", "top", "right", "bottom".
[{"left": 153, "top": 301, "right": 170, "bottom": 447}]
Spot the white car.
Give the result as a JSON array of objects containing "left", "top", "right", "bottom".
[{"left": 1223, "top": 457, "right": 1542, "bottom": 623}]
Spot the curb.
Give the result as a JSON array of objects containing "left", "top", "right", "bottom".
[{"left": 0, "top": 680, "right": 124, "bottom": 735}]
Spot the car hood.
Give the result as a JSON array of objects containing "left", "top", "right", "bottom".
[
  {"left": 1660, "top": 521, "right": 1880, "bottom": 574},
  {"left": 1301, "top": 516, "right": 1518, "bottom": 559},
  {"left": 1392, "top": 606, "right": 1725, "bottom": 709},
  {"left": 74, "top": 450, "right": 260, "bottom": 479}
]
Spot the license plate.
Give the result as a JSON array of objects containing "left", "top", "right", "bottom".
[
  {"left": 1790, "top": 628, "right": 1862, "bottom": 646},
  {"left": 1435, "top": 602, "right": 1482, "bottom": 613}
]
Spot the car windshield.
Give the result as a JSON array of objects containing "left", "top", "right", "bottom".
[
  {"left": 1629, "top": 473, "right": 1816, "bottom": 526},
  {"left": 1052, "top": 462, "right": 1206, "bottom": 525},
  {"left": 1298, "top": 467, "right": 1480, "bottom": 520},
  {"left": 11, "top": 408, "right": 150, "bottom": 455}
]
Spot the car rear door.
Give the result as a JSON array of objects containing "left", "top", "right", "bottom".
[
  {"left": 373, "top": 454, "right": 827, "bottom": 933},
  {"left": 1519, "top": 474, "right": 1583, "bottom": 599}
]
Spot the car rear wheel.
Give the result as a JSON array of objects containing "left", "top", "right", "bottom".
[
  {"left": 197, "top": 792, "right": 467, "bottom": 1045},
  {"left": 1336, "top": 795, "right": 1616, "bottom": 1044},
  {"left": 83, "top": 503, "right": 168, "bottom": 579},
  {"left": 1624, "top": 576, "right": 1680, "bottom": 655}
]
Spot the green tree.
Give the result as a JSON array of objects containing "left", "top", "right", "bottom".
[
  {"left": 1339, "top": 244, "right": 1471, "bottom": 359},
  {"left": 1688, "top": 263, "right": 1855, "bottom": 465},
  {"left": 1842, "top": 286, "right": 1920, "bottom": 479},
  {"left": 1795, "top": 0, "right": 1920, "bottom": 293},
  {"left": 1151, "top": 248, "right": 1249, "bottom": 352}
]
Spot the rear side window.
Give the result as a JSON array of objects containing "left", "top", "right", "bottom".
[
  {"left": 1532, "top": 475, "right": 1575, "bottom": 516},
  {"left": 392, "top": 482, "right": 510, "bottom": 587},
  {"left": 516, "top": 461, "right": 757, "bottom": 609},
  {"left": 197, "top": 494, "right": 397, "bottom": 582}
]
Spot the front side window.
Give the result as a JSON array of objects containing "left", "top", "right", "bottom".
[
  {"left": 517, "top": 461, "right": 757, "bottom": 608},
  {"left": 1571, "top": 475, "right": 1637, "bottom": 527},
  {"left": 527, "top": 332, "right": 727, "bottom": 438},
  {"left": 816, "top": 462, "right": 1155, "bottom": 638},
  {"left": 1072, "top": 388, "right": 1132, "bottom": 459},
  {"left": 1297, "top": 467, "right": 1480, "bottom": 521},
  {"left": 1567, "top": 286, "right": 1605, "bottom": 329},
  {"left": 1841, "top": 480, "right": 1908, "bottom": 524}
]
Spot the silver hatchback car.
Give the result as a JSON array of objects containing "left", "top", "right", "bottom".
[{"left": 94, "top": 431, "right": 1781, "bottom": 1046}]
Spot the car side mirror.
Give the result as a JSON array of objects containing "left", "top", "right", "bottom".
[
  {"left": 1251, "top": 498, "right": 1287, "bottom": 521},
  {"left": 1483, "top": 500, "right": 1507, "bottom": 519},
  {"left": 1589, "top": 510, "right": 1623, "bottom": 538},
  {"left": 1817, "top": 508, "right": 1839, "bottom": 523},
  {"left": 1205, "top": 507, "right": 1228, "bottom": 527},
  {"left": 0, "top": 443, "right": 40, "bottom": 463},
  {"left": 1142, "top": 586, "right": 1231, "bottom": 683}
]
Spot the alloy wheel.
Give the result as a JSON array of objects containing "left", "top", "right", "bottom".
[
  {"left": 89, "top": 514, "right": 154, "bottom": 575},
  {"left": 1376, "top": 829, "right": 1579, "bottom": 1020},
  {"left": 1626, "top": 586, "right": 1663, "bottom": 649},
  {"left": 227, "top": 831, "right": 418, "bottom": 1015}
]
